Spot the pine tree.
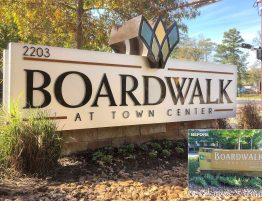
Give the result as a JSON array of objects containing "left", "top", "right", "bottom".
[
  {"left": 214, "top": 28, "right": 248, "bottom": 88},
  {"left": 173, "top": 34, "right": 215, "bottom": 62}
]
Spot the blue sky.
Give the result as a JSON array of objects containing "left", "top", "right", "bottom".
[{"left": 183, "top": 0, "right": 260, "bottom": 66}]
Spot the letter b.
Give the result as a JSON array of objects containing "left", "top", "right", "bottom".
[{"left": 24, "top": 69, "right": 51, "bottom": 108}]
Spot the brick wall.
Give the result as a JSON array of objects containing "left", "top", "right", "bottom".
[{"left": 61, "top": 120, "right": 218, "bottom": 155}]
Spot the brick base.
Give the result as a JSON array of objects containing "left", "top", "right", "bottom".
[{"left": 61, "top": 120, "right": 218, "bottom": 155}]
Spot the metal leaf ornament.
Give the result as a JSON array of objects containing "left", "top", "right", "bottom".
[
  {"left": 109, "top": 15, "right": 179, "bottom": 69},
  {"left": 139, "top": 16, "right": 179, "bottom": 68}
]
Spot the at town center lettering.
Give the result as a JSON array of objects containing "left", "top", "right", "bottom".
[{"left": 23, "top": 70, "right": 233, "bottom": 109}]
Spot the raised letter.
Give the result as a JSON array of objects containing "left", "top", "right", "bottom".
[
  {"left": 219, "top": 80, "right": 233, "bottom": 103},
  {"left": 206, "top": 79, "right": 218, "bottom": 104},
  {"left": 165, "top": 77, "right": 193, "bottom": 105},
  {"left": 167, "top": 109, "right": 172, "bottom": 116},
  {"left": 89, "top": 112, "right": 94, "bottom": 120},
  {"left": 24, "top": 69, "right": 51, "bottom": 108},
  {"left": 189, "top": 79, "right": 205, "bottom": 104},
  {"left": 74, "top": 113, "right": 81, "bottom": 121},
  {"left": 55, "top": 71, "right": 92, "bottom": 108},
  {"left": 122, "top": 111, "right": 130, "bottom": 118},
  {"left": 136, "top": 110, "right": 143, "bottom": 118},
  {"left": 112, "top": 111, "right": 116, "bottom": 119},
  {"left": 143, "top": 76, "right": 166, "bottom": 105},
  {"left": 149, "top": 110, "right": 154, "bottom": 117},
  {"left": 120, "top": 75, "right": 141, "bottom": 106},
  {"left": 92, "top": 74, "right": 117, "bottom": 107},
  {"left": 215, "top": 152, "right": 220, "bottom": 160}
]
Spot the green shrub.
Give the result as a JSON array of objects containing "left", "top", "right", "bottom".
[
  {"left": 218, "top": 175, "right": 227, "bottom": 185},
  {"left": 162, "top": 140, "right": 173, "bottom": 149},
  {"left": 174, "top": 140, "right": 186, "bottom": 148},
  {"left": 117, "top": 144, "right": 135, "bottom": 158},
  {"left": 219, "top": 176, "right": 241, "bottom": 187},
  {"left": 246, "top": 177, "right": 262, "bottom": 189},
  {"left": 101, "top": 154, "right": 113, "bottom": 163},
  {"left": 241, "top": 177, "right": 250, "bottom": 187},
  {"left": 190, "top": 174, "right": 261, "bottom": 189},
  {"left": 161, "top": 149, "right": 171, "bottom": 158},
  {"left": 175, "top": 147, "right": 184, "bottom": 154},
  {"left": 203, "top": 173, "right": 219, "bottom": 186},
  {"left": 92, "top": 150, "right": 105, "bottom": 161},
  {"left": 148, "top": 150, "right": 158, "bottom": 159},
  {"left": 188, "top": 157, "right": 199, "bottom": 176},
  {"left": 125, "top": 144, "right": 135, "bottom": 154},
  {"left": 139, "top": 144, "right": 148, "bottom": 152},
  {"left": 92, "top": 150, "right": 113, "bottom": 163},
  {"left": 0, "top": 103, "right": 61, "bottom": 175},
  {"left": 192, "top": 176, "right": 208, "bottom": 187},
  {"left": 150, "top": 142, "right": 162, "bottom": 152}
]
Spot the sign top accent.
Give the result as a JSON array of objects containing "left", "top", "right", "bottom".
[{"left": 109, "top": 15, "right": 179, "bottom": 69}]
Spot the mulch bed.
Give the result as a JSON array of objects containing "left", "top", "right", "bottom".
[{"left": 0, "top": 140, "right": 260, "bottom": 201}]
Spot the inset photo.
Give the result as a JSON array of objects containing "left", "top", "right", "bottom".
[{"left": 188, "top": 129, "right": 262, "bottom": 198}]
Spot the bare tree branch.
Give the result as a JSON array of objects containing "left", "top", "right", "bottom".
[
  {"left": 158, "top": 0, "right": 220, "bottom": 16},
  {"left": 180, "top": 0, "right": 220, "bottom": 8}
]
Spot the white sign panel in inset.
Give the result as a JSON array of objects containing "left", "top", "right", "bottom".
[{"left": 3, "top": 43, "right": 237, "bottom": 130}]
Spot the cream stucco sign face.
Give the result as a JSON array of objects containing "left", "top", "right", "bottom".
[
  {"left": 212, "top": 150, "right": 262, "bottom": 172},
  {"left": 3, "top": 43, "right": 237, "bottom": 130}
]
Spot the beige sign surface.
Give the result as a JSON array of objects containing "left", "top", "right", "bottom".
[
  {"left": 3, "top": 43, "right": 237, "bottom": 130},
  {"left": 212, "top": 149, "right": 262, "bottom": 172}
]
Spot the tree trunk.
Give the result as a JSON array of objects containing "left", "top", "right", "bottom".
[
  {"left": 238, "top": 136, "right": 241, "bottom": 150},
  {"left": 76, "top": 0, "right": 84, "bottom": 49}
]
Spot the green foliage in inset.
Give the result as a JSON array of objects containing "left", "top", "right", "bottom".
[
  {"left": 190, "top": 129, "right": 262, "bottom": 150},
  {"left": 245, "top": 177, "right": 262, "bottom": 189},
  {"left": 192, "top": 174, "right": 262, "bottom": 189},
  {"left": 188, "top": 157, "right": 199, "bottom": 177},
  {"left": 192, "top": 176, "right": 208, "bottom": 187},
  {"left": 0, "top": 102, "right": 61, "bottom": 175},
  {"left": 218, "top": 176, "right": 242, "bottom": 187},
  {"left": 203, "top": 173, "right": 219, "bottom": 187}
]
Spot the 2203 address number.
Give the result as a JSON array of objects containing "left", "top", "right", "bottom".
[{"left": 23, "top": 46, "right": 50, "bottom": 58}]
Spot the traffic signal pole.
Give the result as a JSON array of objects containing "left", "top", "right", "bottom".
[{"left": 241, "top": 43, "right": 262, "bottom": 96}]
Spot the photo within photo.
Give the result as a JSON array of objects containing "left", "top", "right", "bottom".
[{"left": 188, "top": 129, "right": 262, "bottom": 198}]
